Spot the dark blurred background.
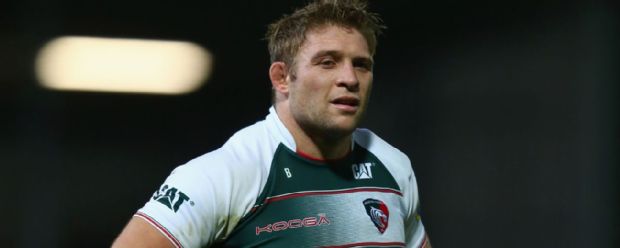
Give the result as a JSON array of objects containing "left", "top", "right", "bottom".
[{"left": 1, "top": 0, "right": 618, "bottom": 247}]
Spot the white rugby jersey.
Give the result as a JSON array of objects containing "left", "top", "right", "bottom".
[{"left": 136, "top": 107, "right": 427, "bottom": 248}]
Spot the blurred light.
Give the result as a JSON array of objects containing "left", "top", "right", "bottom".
[{"left": 35, "top": 36, "right": 212, "bottom": 94}]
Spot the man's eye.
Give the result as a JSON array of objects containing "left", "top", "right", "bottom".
[
  {"left": 354, "top": 61, "right": 372, "bottom": 70},
  {"left": 320, "top": 60, "right": 336, "bottom": 67}
]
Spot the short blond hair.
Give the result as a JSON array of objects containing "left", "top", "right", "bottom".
[{"left": 266, "top": 0, "right": 385, "bottom": 70}]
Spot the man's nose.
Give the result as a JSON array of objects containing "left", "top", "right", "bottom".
[{"left": 336, "top": 62, "right": 359, "bottom": 91}]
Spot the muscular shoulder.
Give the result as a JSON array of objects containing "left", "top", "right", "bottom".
[
  {"left": 142, "top": 119, "right": 279, "bottom": 245},
  {"left": 222, "top": 119, "right": 282, "bottom": 167},
  {"left": 179, "top": 119, "right": 277, "bottom": 203},
  {"left": 180, "top": 118, "right": 277, "bottom": 178}
]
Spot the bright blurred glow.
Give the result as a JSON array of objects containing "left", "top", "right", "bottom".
[{"left": 35, "top": 36, "right": 211, "bottom": 94}]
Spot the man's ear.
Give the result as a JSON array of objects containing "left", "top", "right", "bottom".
[{"left": 269, "top": 62, "right": 289, "bottom": 94}]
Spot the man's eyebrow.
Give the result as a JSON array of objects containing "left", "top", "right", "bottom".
[
  {"left": 354, "top": 56, "right": 374, "bottom": 66},
  {"left": 311, "top": 50, "right": 342, "bottom": 61},
  {"left": 310, "top": 50, "right": 373, "bottom": 63}
]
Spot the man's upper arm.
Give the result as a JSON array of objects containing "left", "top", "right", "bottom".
[
  {"left": 112, "top": 147, "right": 261, "bottom": 247},
  {"left": 112, "top": 160, "right": 217, "bottom": 248},
  {"left": 112, "top": 216, "right": 176, "bottom": 248}
]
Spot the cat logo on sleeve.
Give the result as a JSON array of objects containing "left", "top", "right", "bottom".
[{"left": 152, "top": 184, "right": 194, "bottom": 212}]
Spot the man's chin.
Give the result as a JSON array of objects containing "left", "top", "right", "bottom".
[
  {"left": 323, "top": 121, "right": 358, "bottom": 139},
  {"left": 298, "top": 113, "right": 361, "bottom": 139}
]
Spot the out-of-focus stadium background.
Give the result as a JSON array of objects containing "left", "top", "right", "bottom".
[{"left": 0, "top": 0, "right": 617, "bottom": 247}]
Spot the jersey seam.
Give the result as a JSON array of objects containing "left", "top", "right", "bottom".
[{"left": 135, "top": 211, "right": 183, "bottom": 248}]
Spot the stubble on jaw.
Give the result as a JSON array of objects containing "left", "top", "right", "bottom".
[{"left": 292, "top": 97, "right": 368, "bottom": 143}]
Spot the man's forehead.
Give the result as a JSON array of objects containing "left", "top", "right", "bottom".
[{"left": 299, "top": 25, "right": 371, "bottom": 57}]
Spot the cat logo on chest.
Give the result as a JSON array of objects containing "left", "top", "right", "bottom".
[{"left": 352, "top": 162, "right": 374, "bottom": 179}]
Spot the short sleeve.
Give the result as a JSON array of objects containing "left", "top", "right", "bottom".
[
  {"left": 403, "top": 156, "right": 427, "bottom": 247},
  {"left": 136, "top": 148, "right": 261, "bottom": 248},
  {"left": 136, "top": 159, "right": 218, "bottom": 247}
]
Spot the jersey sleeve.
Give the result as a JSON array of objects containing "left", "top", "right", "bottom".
[
  {"left": 136, "top": 148, "right": 259, "bottom": 248},
  {"left": 403, "top": 155, "right": 427, "bottom": 247}
]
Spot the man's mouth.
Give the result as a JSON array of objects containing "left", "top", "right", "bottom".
[{"left": 331, "top": 96, "right": 360, "bottom": 112}]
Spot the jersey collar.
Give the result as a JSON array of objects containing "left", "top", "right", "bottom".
[
  {"left": 267, "top": 106, "right": 297, "bottom": 151},
  {"left": 266, "top": 106, "right": 356, "bottom": 154}
]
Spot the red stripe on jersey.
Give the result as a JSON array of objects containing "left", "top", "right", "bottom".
[
  {"left": 419, "top": 234, "right": 428, "bottom": 248},
  {"left": 296, "top": 149, "right": 350, "bottom": 163},
  {"left": 135, "top": 212, "right": 182, "bottom": 248},
  {"left": 265, "top": 187, "right": 402, "bottom": 204},
  {"left": 322, "top": 241, "right": 406, "bottom": 248}
]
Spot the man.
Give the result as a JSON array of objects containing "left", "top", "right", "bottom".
[{"left": 113, "top": 0, "right": 430, "bottom": 247}]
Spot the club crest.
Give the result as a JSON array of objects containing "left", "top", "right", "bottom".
[{"left": 363, "top": 198, "right": 389, "bottom": 233}]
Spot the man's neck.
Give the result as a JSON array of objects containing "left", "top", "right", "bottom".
[
  {"left": 295, "top": 130, "right": 352, "bottom": 161},
  {"left": 274, "top": 103, "right": 352, "bottom": 160}
]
